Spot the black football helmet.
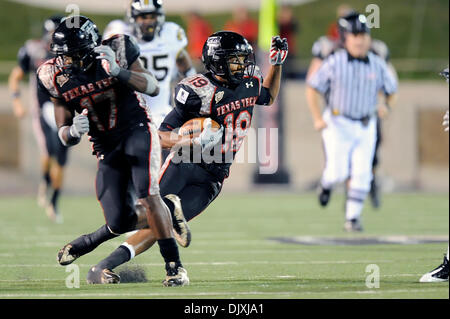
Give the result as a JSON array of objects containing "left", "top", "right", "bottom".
[
  {"left": 202, "top": 31, "right": 255, "bottom": 85},
  {"left": 338, "top": 12, "right": 370, "bottom": 41},
  {"left": 129, "top": 0, "right": 165, "bottom": 42},
  {"left": 51, "top": 15, "right": 100, "bottom": 75}
]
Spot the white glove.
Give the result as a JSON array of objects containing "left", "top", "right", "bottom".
[
  {"left": 70, "top": 109, "right": 89, "bottom": 138},
  {"left": 443, "top": 110, "right": 449, "bottom": 132},
  {"left": 269, "top": 36, "right": 288, "bottom": 66},
  {"left": 94, "top": 45, "right": 120, "bottom": 76},
  {"left": 193, "top": 118, "right": 224, "bottom": 151}
]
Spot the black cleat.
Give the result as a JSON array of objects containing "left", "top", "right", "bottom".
[
  {"left": 86, "top": 266, "right": 120, "bottom": 284},
  {"left": 318, "top": 186, "right": 331, "bottom": 207},
  {"left": 420, "top": 256, "right": 449, "bottom": 282},
  {"left": 57, "top": 244, "right": 79, "bottom": 266},
  {"left": 165, "top": 194, "right": 191, "bottom": 248},
  {"left": 162, "top": 262, "right": 189, "bottom": 287},
  {"left": 369, "top": 178, "right": 381, "bottom": 209},
  {"left": 344, "top": 219, "right": 363, "bottom": 232}
]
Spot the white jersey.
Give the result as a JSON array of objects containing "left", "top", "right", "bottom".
[
  {"left": 139, "top": 22, "right": 188, "bottom": 127},
  {"left": 104, "top": 20, "right": 188, "bottom": 127}
]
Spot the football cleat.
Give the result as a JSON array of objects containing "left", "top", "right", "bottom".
[
  {"left": 344, "top": 219, "right": 363, "bottom": 232},
  {"left": 165, "top": 194, "right": 191, "bottom": 248},
  {"left": 57, "top": 244, "right": 79, "bottom": 266},
  {"left": 419, "top": 256, "right": 449, "bottom": 283},
  {"left": 318, "top": 186, "right": 331, "bottom": 207},
  {"left": 86, "top": 266, "right": 120, "bottom": 284},
  {"left": 46, "top": 204, "right": 63, "bottom": 224},
  {"left": 162, "top": 262, "right": 190, "bottom": 287}
]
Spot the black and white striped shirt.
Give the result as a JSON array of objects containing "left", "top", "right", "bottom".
[{"left": 308, "top": 49, "right": 397, "bottom": 120}]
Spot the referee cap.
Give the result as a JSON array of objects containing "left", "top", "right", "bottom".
[{"left": 338, "top": 12, "right": 370, "bottom": 40}]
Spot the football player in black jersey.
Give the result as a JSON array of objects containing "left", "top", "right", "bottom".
[
  {"left": 86, "top": 31, "right": 289, "bottom": 281},
  {"left": 8, "top": 15, "right": 67, "bottom": 223},
  {"left": 37, "top": 15, "right": 188, "bottom": 286}
]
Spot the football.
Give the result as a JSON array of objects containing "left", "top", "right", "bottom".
[{"left": 178, "top": 117, "right": 220, "bottom": 138}]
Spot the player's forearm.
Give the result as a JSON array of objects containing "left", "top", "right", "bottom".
[
  {"left": 306, "top": 86, "right": 323, "bottom": 122},
  {"left": 8, "top": 66, "right": 24, "bottom": 97},
  {"left": 159, "top": 130, "right": 193, "bottom": 149},
  {"left": 385, "top": 93, "right": 396, "bottom": 109},
  {"left": 263, "top": 65, "right": 282, "bottom": 105},
  {"left": 116, "top": 69, "right": 160, "bottom": 96},
  {"left": 176, "top": 49, "right": 196, "bottom": 77}
]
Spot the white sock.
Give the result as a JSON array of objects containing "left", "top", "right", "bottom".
[
  {"left": 121, "top": 242, "right": 136, "bottom": 260},
  {"left": 346, "top": 199, "right": 364, "bottom": 221}
]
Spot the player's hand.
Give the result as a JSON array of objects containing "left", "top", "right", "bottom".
[
  {"left": 314, "top": 118, "right": 327, "bottom": 131},
  {"left": 94, "top": 45, "right": 120, "bottom": 76},
  {"left": 269, "top": 36, "right": 288, "bottom": 66},
  {"left": 70, "top": 109, "right": 89, "bottom": 138},
  {"left": 193, "top": 118, "right": 224, "bottom": 151},
  {"left": 12, "top": 99, "right": 26, "bottom": 118},
  {"left": 377, "top": 104, "right": 390, "bottom": 119},
  {"left": 443, "top": 110, "right": 449, "bottom": 132}
]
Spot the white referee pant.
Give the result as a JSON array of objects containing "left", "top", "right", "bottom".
[{"left": 320, "top": 108, "right": 377, "bottom": 219}]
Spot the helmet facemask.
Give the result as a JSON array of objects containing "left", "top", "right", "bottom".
[
  {"left": 224, "top": 51, "right": 256, "bottom": 85},
  {"left": 53, "top": 45, "right": 96, "bottom": 76},
  {"left": 134, "top": 12, "right": 163, "bottom": 42}
]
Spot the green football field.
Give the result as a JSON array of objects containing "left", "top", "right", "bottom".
[{"left": 0, "top": 192, "right": 448, "bottom": 299}]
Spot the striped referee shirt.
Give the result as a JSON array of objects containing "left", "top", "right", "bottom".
[{"left": 307, "top": 49, "right": 397, "bottom": 120}]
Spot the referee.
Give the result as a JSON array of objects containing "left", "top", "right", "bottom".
[{"left": 306, "top": 12, "right": 397, "bottom": 232}]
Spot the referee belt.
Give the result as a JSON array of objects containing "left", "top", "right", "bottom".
[{"left": 332, "top": 109, "right": 372, "bottom": 125}]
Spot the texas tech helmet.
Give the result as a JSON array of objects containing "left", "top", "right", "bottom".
[
  {"left": 129, "top": 0, "right": 165, "bottom": 41},
  {"left": 51, "top": 15, "right": 100, "bottom": 75},
  {"left": 202, "top": 31, "right": 255, "bottom": 85}
]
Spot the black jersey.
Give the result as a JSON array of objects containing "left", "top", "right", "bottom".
[
  {"left": 37, "top": 34, "right": 150, "bottom": 153},
  {"left": 160, "top": 67, "right": 271, "bottom": 180},
  {"left": 18, "top": 39, "right": 54, "bottom": 107}
]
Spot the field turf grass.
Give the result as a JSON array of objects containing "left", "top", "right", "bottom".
[{"left": 0, "top": 192, "right": 448, "bottom": 299}]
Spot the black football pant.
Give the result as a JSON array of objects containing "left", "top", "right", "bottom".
[{"left": 159, "top": 155, "right": 223, "bottom": 222}]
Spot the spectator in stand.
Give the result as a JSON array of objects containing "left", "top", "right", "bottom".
[
  {"left": 223, "top": 7, "right": 259, "bottom": 49},
  {"left": 327, "top": 4, "right": 354, "bottom": 41},
  {"left": 278, "top": 4, "right": 299, "bottom": 78},
  {"left": 185, "top": 12, "right": 213, "bottom": 71}
]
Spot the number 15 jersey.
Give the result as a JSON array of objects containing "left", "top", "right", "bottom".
[{"left": 138, "top": 22, "right": 188, "bottom": 126}]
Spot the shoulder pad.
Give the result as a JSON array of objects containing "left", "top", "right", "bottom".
[
  {"left": 370, "top": 39, "right": 390, "bottom": 61},
  {"left": 160, "top": 22, "right": 188, "bottom": 48},
  {"left": 178, "top": 74, "right": 216, "bottom": 115},
  {"left": 103, "top": 34, "right": 139, "bottom": 69},
  {"left": 312, "top": 36, "right": 337, "bottom": 59},
  {"left": 36, "top": 58, "right": 61, "bottom": 98}
]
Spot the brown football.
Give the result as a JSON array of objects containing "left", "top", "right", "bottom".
[{"left": 178, "top": 118, "right": 220, "bottom": 138}]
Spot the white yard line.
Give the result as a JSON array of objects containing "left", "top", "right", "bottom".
[{"left": 0, "top": 260, "right": 394, "bottom": 268}]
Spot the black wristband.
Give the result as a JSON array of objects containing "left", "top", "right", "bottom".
[
  {"left": 116, "top": 68, "right": 131, "bottom": 83},
  {"left": 66, "top": 127, "right": 81, "bottom": 146}
]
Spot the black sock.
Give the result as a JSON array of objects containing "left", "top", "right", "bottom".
[
  {"left": 70, "top": 224, "right": 118, "bottom": 256},
  {"left": 51, "top": 189, "right": 60, "bottom": 208},
  {"left": 44, "top": 172, "right": 51, "bottom": 186},
  {"left": 158, "top": 238, "right": 182, "bottom": 268},
  {"left": 97, "top": 245, "right": 131, "bottom": 270}
]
